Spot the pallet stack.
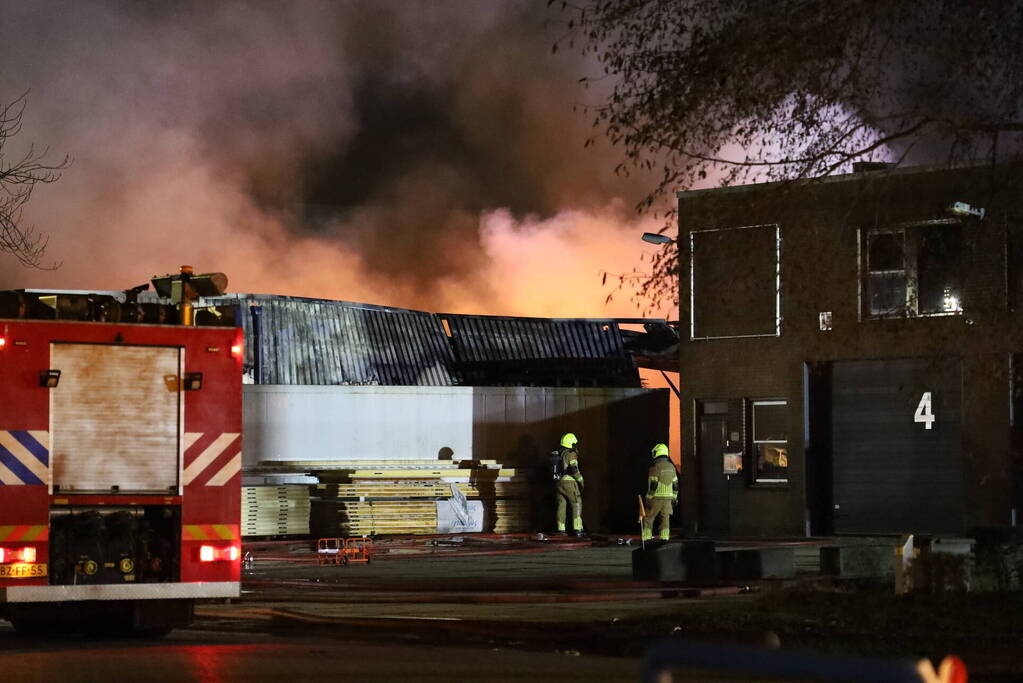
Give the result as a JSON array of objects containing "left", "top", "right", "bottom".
[
  {"left": 241, "top": 485, "right": 311, "bottom": 538},
  {"left": 490, "top": 499, "right": 532, "bottom": 534},
  {"left": 303, "top": 459, "right": 534, "bottom": 537}
]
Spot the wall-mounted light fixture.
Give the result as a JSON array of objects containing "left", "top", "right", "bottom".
[
  {"left": 39, "top": 369, "right": 61, "bottom": 388},
  {"left": 182, "top": 372, "right": 204, "bottom": 391},
  {"left": 949, "top": 201, "right": 985, "bottom": 219}
]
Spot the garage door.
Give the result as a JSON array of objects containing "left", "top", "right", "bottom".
[
  {"left": 831, "top": 358, "right": 964, "bottom": 534},
  {"left": 51, "top": 343, "right": 181, "bottom": 493}
]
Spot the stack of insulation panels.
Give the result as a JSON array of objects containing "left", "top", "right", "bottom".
[
  {"left": 306, "top": 459, "right": 533, "bottom": 537},
  {"left": 241, "top": 485, "right": 311, "bottom": 538}
]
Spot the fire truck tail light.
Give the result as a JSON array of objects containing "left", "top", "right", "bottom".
[
  {"left": 0, "top": 546, "right": 37, "bottom": 563},
  {"left": 230, "top": 343, "right": 242, "bottom": 357},
  {"left": 198, "top": 544, "right": 239, "bottom": 563},
  {"left": 0, "top": 336, "right": 6, "bottom": 349}
]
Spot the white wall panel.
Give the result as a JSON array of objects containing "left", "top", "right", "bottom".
[
  {"left": 242, "top": 384, "right": 669, "bottom": 531},
  {"left": 242, "top": 386, "right": 475, "bottom": 466}
]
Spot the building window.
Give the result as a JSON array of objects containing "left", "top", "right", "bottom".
[
  {"left": 691, "top": 224, "right": 781, "bottom": 340},
  {"left": 751, "top": 400, "right": 788, "bottom": 483},
  {"left": 866, "top": 231, "right": 907, "bottom": 316},
  {"left": 862, "top": 221, "right": 963, "bottom": 318}
]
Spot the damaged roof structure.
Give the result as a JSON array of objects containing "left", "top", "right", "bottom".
[
  {"left": 202, "top": 293, "right": 678, "bottom": 387},
  {"left": 0, "top": 287, "right": 679, "bottom": 388}
]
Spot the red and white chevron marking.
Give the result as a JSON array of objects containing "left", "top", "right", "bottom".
[{"left": 183, "top": 432, "right": 242, "bottom": 486}]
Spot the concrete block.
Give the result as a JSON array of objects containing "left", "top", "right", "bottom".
[
  {"left": 821, "top": 545, "right": 895, "bottom": 578},
  {"left": 632, "top": 543, "right": 685, "bottom": 582},
  {"left": 681, "top": 540, "right": 717, "bottom": 580},
  {"left": 718, "top": 547, "right": 796, "bottom": 579}
]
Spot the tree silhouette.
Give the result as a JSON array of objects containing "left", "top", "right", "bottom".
[
  {"left": 1, "top": 94, "right": 69, "bottom": 268},
  {"left": 553, "top": 0, "right": 1023, "bottom": 309}
]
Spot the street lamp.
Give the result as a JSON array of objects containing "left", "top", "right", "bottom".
[{"left": 641, "top": 232, "right": 676, "bottom": 245}]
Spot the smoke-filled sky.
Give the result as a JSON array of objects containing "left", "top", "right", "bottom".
[{"left": 0, "top": 0, "right": 672, "bottom": 319}]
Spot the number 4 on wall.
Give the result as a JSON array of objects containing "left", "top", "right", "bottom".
[{"left": 914, "top": 392, "right": 935, "bottom": 430}]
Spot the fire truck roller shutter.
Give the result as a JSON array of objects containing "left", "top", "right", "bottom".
[{"left": 51, "top": 344, "right": 181, "bottom": 493}]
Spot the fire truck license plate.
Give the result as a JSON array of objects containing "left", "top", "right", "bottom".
[{"left": 0, "top": 564, "right": 47, "bottom": 578}]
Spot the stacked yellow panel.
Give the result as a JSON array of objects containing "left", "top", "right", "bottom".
[
  {"left": 307, "top": 459, "right": 533, "bottom": 537},
  {"left": 241, "top": 485, "right": 311, "bottom": 538}
]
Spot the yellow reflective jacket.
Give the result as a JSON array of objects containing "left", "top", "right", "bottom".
[
  {"left": 560, "top": 447, "right": 583, "bottom": 484},
  {"left": 647, "top": 456, "right": 678, "bottom": 500}
]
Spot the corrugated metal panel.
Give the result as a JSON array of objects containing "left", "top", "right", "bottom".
[
  {"left": 467, "top": 386, "right": 666, "bottom": 531},
  {"left": 441, "top": 315, "right": 628, "bottom": 362},
  {"left": 438, "top": 314, "right": 637, "bottom": 387},
  {"left": 51, "top": 344, "right": 180, "bottom": 492},
  {"left": 204, "top": 295, "right": 458, "bottom": 386},
  {"left": 201, "top": 295, "right": 645, "bottom": 388}
]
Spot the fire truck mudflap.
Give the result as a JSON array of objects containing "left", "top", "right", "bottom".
[{"left": 0, "top": 275, "right": 242, "bottom": 635}]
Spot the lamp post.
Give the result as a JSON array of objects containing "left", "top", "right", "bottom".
[
  {"left": 641, "top": 232, "right": 676, "bottom": 246},
  {"left": 639, "top": 229, "right": 683, "bottom": 539},
  {"left": 640, "top": 231, "right": 680, "bottom": 332}
]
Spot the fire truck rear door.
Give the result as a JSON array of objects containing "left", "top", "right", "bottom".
[{"left": 51, "top": 343, "right": 181, "bottom": 493}]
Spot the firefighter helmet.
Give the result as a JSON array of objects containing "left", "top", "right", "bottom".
[
  {"left": 651, "top": 443, "right": 669, "bottom": 458},
  {"left": 560, "top": 433, "right": 578, "bottom": 448}
]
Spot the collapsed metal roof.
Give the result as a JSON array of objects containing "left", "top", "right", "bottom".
[
  {"left": 1, "top": 286, "right": 676, "bottom": 387},
  {"left": 439, "top": 313, "right": 639, "bottom": 387},
  {"left": 205, "top": 294, "right": 457, "bottom": 386},
  {"left": 202, "top": 295, "right": 676, "bottom": 387}
]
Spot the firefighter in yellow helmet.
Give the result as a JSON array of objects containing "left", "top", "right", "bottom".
[
  {"left": 554, "top": 432, "right": 585, "bottom": 536},
  {"left": 642, "top": 443, "right": 678, "bottom": 542}
]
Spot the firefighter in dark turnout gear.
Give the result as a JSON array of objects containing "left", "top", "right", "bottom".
[
  {"left": 642, "top": 443, "right": 678, "bottom": 542},
  {"left": 554, "top": 433, "right": 584, "bottom": 535}
]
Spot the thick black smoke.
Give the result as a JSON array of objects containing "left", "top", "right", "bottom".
[{"left": 0, "top": 0, "right": 652, "bottom": 306}]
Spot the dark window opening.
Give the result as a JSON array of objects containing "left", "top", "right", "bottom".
[
  {"left": 918, "top": 225, "right": 963, "bottom": 314},
  {"left": 863, "top": 222, "right": 962, "bottom": 318},
  {"left": 868, "top": 232, "right": 904, "bottom": 271},
  {"left": 866, "top": 231, "right": 907, "bottom": 316}
]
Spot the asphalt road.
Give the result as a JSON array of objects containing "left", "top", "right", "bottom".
[
  {"left": 0, "top": 623, "right": 643, "bottom": 683},
  {"left": 0, "top": 542, "right": 972, "bottom": 682},
  {"left": 0, "top": 621, "right": 932, "bottom": 683}
]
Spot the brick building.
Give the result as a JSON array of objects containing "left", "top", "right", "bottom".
[{"left": 677, "top": 162, "right": 1023, "bottom": 537}]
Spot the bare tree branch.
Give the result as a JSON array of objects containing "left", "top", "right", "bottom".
[
  {"left": 1, "top": 93, "right": 69, "bottom": 268},
  {"left": 554, "top": 1, "right": 1023, "bottom": 311}
]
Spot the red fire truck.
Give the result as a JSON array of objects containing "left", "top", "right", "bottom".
[{"left": 0, "top": 270, "right": 242, "bottom": 635}]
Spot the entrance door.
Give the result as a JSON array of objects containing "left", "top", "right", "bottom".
[{"left": 698, "top": 413, "right": 729, "bottom": 535}]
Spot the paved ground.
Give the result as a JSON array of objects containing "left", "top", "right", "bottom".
[
  {"left": 0, "top": 625, "right": 644, "bottom": 682},
  {"left": 233, "top": 542, "right": 757, "bottom": 624},
  {"left": 3, "top": 537, "right": 1016, "bottom": 681},
  {"left": 219, "top": 536, "right": 1021, "bottom": 681}
]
